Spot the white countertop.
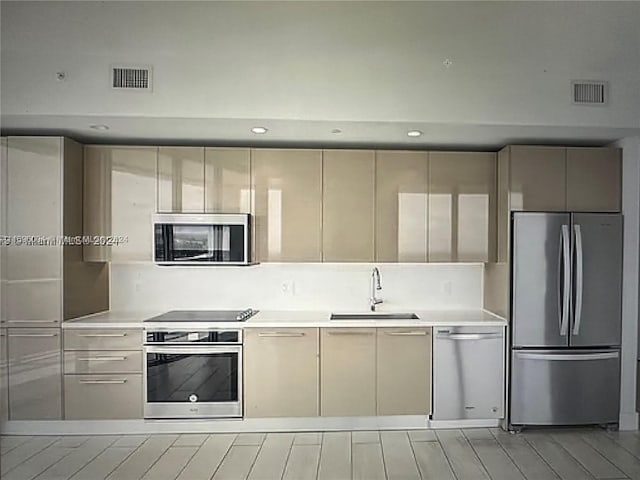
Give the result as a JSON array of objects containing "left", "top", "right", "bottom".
[{"left": 63, "top": 309, "right": 506, "bottom": 329}]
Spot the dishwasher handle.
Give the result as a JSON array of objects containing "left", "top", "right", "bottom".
[{"left": 436, "top": 332, "right": 503, "bottom": 340}]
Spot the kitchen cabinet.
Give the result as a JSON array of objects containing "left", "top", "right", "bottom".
[
  {"left": 253, "top": 149, "right": 322, "bottom": 262},
  {"left": 320, "top": 328, "right": 376, "bottom": 416},
  {"left": 566, "top": 147, "right": 621, "bottom": 212},
  {"left": 428, "top": 152, "right": 497, "bottom": 262},
  {"left": 83, "top": 145, "right": 112, "bottom": 262},
  {"left": 244, "top": 328, "right": 319, "bottom": 417},
  {"left": 205, "top": 148, "right": 251, "bottom": 213},
  {"left": 376, "top": 328, "right": 431, "bottom": 415},
  {"left": 375, "top": 151, "right": 428, "bottom": 262},
  {"left": 0, "top": 329, "right": 7, "bottom": 421},
  {"left": 64, "top": 328, "right": 143, "bottom": 351},
  {"left": 1, "top": 138, "right": 5, "bottom": 326},
  {"left": 157, "top": 147, "right": 205, "bottom": 213},
  {"left": 8, "top": 328, "right": 62, "bottom": 420},
  {"left": 64, "top": 374, "right": 142, "bottom": 420},
  {"left": 323, "top": 150, "right": 375, "bottom": 262}
]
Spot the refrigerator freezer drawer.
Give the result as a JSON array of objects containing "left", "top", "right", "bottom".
[
  {"left": 510, "top": 349, "right": 620, "bottom": 426},
  {"left": 433, "top": 326, "right": 505, "bottom": 420}
]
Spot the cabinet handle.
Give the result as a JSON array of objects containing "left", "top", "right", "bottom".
[
  {"left": 326, "top": 331, "right": 374, "bottom": 336},
  {"left": 78, "top": 379, "right": 127, "bottom": 384},
  {"left": 77, "top": 333, "right": 127, "bottom": 338},
  {"left": 385, "top": 331, "right": 429, "bottom": 336},
  {"left": 78, "top": 356, "right": 127, "bottom": 361},
  {"left": 257, "top": 332, "right": 305, "bottom": 337},
  {"left": 7, "top": 320, "right": 58, "bottom": 323},
  {"left": 9, "top": 333, "right": 58, "bottom": 337}
]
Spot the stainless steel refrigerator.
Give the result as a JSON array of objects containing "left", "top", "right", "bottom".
[{"left": 509, "top": 212, "right": 622, "bottom": 429}]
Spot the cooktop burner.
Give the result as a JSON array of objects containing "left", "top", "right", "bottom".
[{"left": 146, "top": 309, "right": 257, "bottom": 322}]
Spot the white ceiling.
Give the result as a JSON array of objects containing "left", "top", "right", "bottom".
[{"left": 2, "top": 1, "right": 640, "bottom": 148}]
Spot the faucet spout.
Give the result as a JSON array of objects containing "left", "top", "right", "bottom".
[{"left": 370, "top": 267, "right": 383, "bottom": 311}]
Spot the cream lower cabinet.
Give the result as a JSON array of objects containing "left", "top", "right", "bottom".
[
  {"left": 320, "top": 328, "right": 376, "bottom": 416},
  {"left": 244, "top": 328, "right": 319, "bottom": 417},
  {"left": 377, "top": 328, "right": 432, "bottom": 415},
  {"left": 8, "top": 328, "right": 62, "bottom": 420}
]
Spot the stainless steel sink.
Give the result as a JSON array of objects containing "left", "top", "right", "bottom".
[{"left": 330, "top": 313, "right": 419, "bottom": 320}]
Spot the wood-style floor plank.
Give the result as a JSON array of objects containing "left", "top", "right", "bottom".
[
  {"left": 581, "top": 432, "right": 640, "bottom": 479},
  {"left": 317, "top": 432, "right": 351, "bottom": 480},
  {"left": 282, "top": 444, "right": 321, "bottom": 480},
  {"left": 352, "top": 431, "right": 380, "bottom": 444},
  {"left": 247, "top": 433, "right": 294, "bottom": 480},
  {"left": 34, "top": 436, "right": 118, "bottom": 480},
  {"left": 380, "top": 431, "right": 421, "bottom": 480},
  {"left": 464, "top": 429, "right": 526, "bottom": 480},
  {"left": 106, "top": 435, "right": 177, "bottom": 480},
  {"left": 2, "top": 446, "right": 73, "bottom": 480},
  {"left": 233, "top": 434, "right": 265, "bottom": 446},
  {"left": 1, "top": 437, "right": 59, "bottom": 476},
  {"left": 353, "top": 443, "right": 386, "bottom": 480},
  {"left": 141, "top": 446, "right": 198, "bottom": 480},
  {"left": 436, "top": 429, "right": 491, "bottom": 480},
  {"left": 411, "top": 440, "right": 456, "bottom": 480},
  {"left": 551, "top": 432, "right": 625, "bottom": 479},
  {"left": 408, "top": 430, "right": 437, "bottom": 442},
  {"left": 51, "top": 437, "right": 90, "bottom": 449},
  {"left": 175, "top": 434, "right": 236, "bottom": 480},
  {"left": 607, "top": 431, "right": 640, "bottom": 460},
  {"left": 68, "top": 447, "right": 135, "bottom": 480},
  {"left": 1, "top": 436, "right": 33, "bottom": 455},
  {"left": 111, "top": 436, "right": 148, "bottom": 448},
  {"left": 173, "top": 434, "right": 210, "bottom": 447},
  {"left": 490, "top": 429, "right": 560, "bottom": 480},
  {"left": 294, "top": 432, "right": 323, "bottom": 445},
  {"left": 525, "top": 433, "right": 593, "bottom": 480},
  {"left": 212, "top": 445, "right": 260, "bottom": 480}
]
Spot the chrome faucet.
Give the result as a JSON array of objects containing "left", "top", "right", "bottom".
[{"left": 370, "top": 267, "right": 383, "bottom": 311}]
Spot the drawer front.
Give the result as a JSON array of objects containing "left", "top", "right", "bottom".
[
  {"left": 64, "top": 329, "right": 142, "bottom": 351},
  {"left": 64, "top": 374, "right": 142, "bottom": 419},
  {"left": 64, "top": 350, "right": 142, "bottom": 374}
]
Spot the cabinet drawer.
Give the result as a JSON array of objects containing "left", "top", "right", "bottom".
[
  {"left": 64, "top": 350, "right": 142, "bottom": 374},
  {"left": 64, "top": 374, "right": 142, "bottom": 419},
  {"left": 64, "top": 329, "right": 142, "bottom": 350}
]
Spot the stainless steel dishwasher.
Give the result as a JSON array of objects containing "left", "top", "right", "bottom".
[{"left": 433, "top": 326, "right": 505, "bottom": 420}]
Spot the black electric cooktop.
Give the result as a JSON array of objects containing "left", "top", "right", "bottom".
[{"left": 146, "top": 309, "right": 258, "bottom": 322}]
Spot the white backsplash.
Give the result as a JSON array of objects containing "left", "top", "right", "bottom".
[{"left": 110, "top": 263, "right": 484, "bottom": 312}]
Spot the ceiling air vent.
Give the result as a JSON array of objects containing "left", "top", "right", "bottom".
[
  {"left": 111, "top": 66, "right": 152, "bottom": 90},
  {"left": 572, "top": 80, "right": 607, "bottom": 105}
]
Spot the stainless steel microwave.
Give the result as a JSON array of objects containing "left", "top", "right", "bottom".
[{"left": 153, "top": 213, "right": 252, "bottom": 265}]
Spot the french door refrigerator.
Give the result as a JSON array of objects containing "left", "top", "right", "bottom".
[{"left": 509, "top": 212, "right": 622, "bottom": 429}]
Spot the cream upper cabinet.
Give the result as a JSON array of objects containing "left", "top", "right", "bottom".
[
  {"left": 253, "top": 149, "right": 322, "bottom": 262},
  {"left": 84, "top": 145, "right": 112, "bottom": 262},
  {"left": 110, "top": 146, "right": 157, "bottom": 262},
  {"left": 157, "top": 147, "right": 204, "bottom": 213},
  {"left": 428, "top": 152, "right": 497, "bottom": 262},
  {"left": 377, "top": 328, "right": 432, "bottom": 415},
  {"left": 508, "top": 146, "right": 566, "bottom": 211},
  {"left": 566, "top": 147, "right": 621, "bottom": 212},
  {"left": 320, "top": 328, "right": 376, "bottom": 416},
  {"left": 323, "top": 150, "right": 375, "bottom": 262},
  {"left": 244, "top": 328, "right": 319, "bottom": 418},
  {"left": 375, "top": 151, "right": 428, "bottom": 262},
  {"left": 205, "top": 148, "right": 251, "bottom": 213}
]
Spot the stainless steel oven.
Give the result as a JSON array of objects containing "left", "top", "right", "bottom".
[{"left": 143, "top": 328, "right": 243, "bottom": 418}]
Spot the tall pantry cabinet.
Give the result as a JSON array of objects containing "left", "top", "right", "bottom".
[{"left": 0, "top": 137, "right": 109, "bottom": 420}]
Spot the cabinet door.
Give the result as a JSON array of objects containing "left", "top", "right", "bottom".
[
  {"left": 1, "top": 138, "right": 6, "bottom": 326},
  {"left": 566, "top": 147, "right": 621, "bottom": 212},
  {"left": 0, "top": 329, "right": 7, "bottom": 421},
  {"left": 205, "top": 148, "right": 250, "bottom": 213},
  {"left": 84, "top": 145, "right": 112, "bottom": 262},
  {"left": 321, "top": 328, "right": 376, "bottom": 416},
  {"left": 64, "top": 374, "right": 142, "bottom": 419},
  {"left": 244, "top": 328, "right": 319, "bottom": 417},
  {"left": 377, "top": 328, "right": 431, "bottom": 415},
  {"left": 496, "top": 148, "right": 510, "bottom": 263},
  {"left": 253, "top": 149, "right": 322, "bottom": 262},
  {"left": 157, "top": 147, "right": 204, "bottom": 212},
  {"left": 428, "top": 152, "right": 497, "bottom": 262},
  {"left": 323, "top": 150, "right": 375, "bottom": 262},
  {"left": 8, "top": 328, "right": 62, "bottom": 420},
  {"left": 509, "top": 146, "right": 566, "bottom": 211},
  {"left": 375, "top": 151, "right": 428, "bottom": 262},
  {"left": 110, "top": 146, "right": 157, "bottom": 262}
]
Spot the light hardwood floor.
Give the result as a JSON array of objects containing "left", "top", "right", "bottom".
[{"left": 1, "top": 428, "right": 639, "bottom": 480}]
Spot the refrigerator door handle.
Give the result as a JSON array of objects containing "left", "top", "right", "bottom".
[
  {"left": 573, "top": 224, "right": 584, "bottom": 336},
  {"left": 515, "top": 352, "right": 619, "bottom": 361},
  {"left": 560, "top": 225, "right": 571, "bottom": 336}
]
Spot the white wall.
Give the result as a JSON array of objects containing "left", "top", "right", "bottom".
[
  {"left": 110, "top": 263, "right": 483, "bottom": 312},
  {"left": 612, "top": 136, "right": 640, "bottom": 429}
]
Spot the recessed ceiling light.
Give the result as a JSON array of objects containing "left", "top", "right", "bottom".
[
  {"left": 407, "top": 130, "right": 423, "bottom": 137},
  {"left": 89, "top": 124, "right": 109, "bottom": 131},
  {"left": 251, "top": 127, "right": 268, "bottom": 134},
  {"left": 331, "top": 128, "right": 342, "bottom": 134}
]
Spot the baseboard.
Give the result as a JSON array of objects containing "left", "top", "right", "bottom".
[{"left": 619, "top": 411, "right": 639, "bottom": 431}]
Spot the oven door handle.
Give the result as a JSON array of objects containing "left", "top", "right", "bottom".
[{"left": 144, "top": 345, "right": 242, "bottom": 355}]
